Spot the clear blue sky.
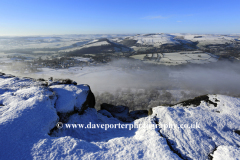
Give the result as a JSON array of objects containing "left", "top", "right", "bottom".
[{"left": 0, "top": 0, "right": 239, "bottom": 36}]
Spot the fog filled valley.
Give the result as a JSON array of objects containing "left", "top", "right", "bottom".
[
  {"left": 1, "top": 34, "right": 240, "bottom": 111},
  {"left": 3, "top": 59, "right": 240, "bottom": 111},
  {"left": 1, "top": 33, "right": 240, "bottom": 159}
]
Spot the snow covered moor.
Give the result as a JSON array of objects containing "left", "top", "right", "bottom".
[{"left": 0, "top": 73, "right": 240, "bottom": 160}]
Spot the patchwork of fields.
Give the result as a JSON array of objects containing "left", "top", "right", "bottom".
[{"left": 130, "top": 51, "right": 218, "bottom": 65}]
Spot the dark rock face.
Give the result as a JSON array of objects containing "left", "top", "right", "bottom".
[
  {"left": 56, "top": 84, "right": 95, "bottom": 123},
  {"left": 100, "top": 103, "right": 134, "bottom": 122},
  {"left": 148, "top": 108, "right": 153, "bottom": 116},
  {"left": 129, "top": 110, "right": 148, "bottom": 119},
  {"left": 0, "top": 72, "right": 5, "bottom": 76},
  {"left": 36, "top": 78, "right": 78, "bottom": 86},
  {"left": 51, "top": 78, "right": 77, "bottom": 85},
  {"left": 99, "top": 103, "right": 149, "bottom": 122},
  {"left": 101, "top": 103, "right": 129, "bottom": 113},
  {"left": 23, "top": 77, "right": 35, "bottom": 80},
  {"left": 234, "top": 130, "right": 240, "bottom": 136},
  {"left": 37, "top": 78, "right": 46, "bottom": 81},
  {"left": 174, "top": 95, "right": 218, "bottom": 107},
  {"left": 79, "top": 85, "right": 95, "bottom": 114},
  {"left": 0, "top": 72, "right": 17, "bottom": 78}
]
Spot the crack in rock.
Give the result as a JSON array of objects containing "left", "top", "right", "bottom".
[{"left": 153, "top": 116, "right": 192, "bottom": 160}]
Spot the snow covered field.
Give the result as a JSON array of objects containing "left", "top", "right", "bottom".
[
  {"left": 131, "top": 34, "right": 180, "bottom": 47},
  {"left": 130, "top": 51, "right": 218, "bottom": 65},
  {"left": 121, "top": 33, "right": 239, "bottom": 49},
  {"left": 182, "top": 34, "right": 238, "bottom": 45},
  {"left": 0, "top": 74, "right": 240, "bottom": 159}
]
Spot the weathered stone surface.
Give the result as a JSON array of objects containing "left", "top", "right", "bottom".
[
  {"left": 52, "top": 84, "right": 95, "bottom": 123},
  {"left": 80, "top": 85, "right": 95, "bottom": 113},
  {"left": 174, "top": 95, "right": 218, "bottom": 107},
  {"left": 99, "top": 103, "right": 149, "bottom": 122},
  {"left": 50, "top": 78, "right": 77, "bottom": 86},
  {"left": 100, "top": 103, "right": 133, "bottom": 122},
  {"left": 148, "top": 108, "right": 153, "bottom": 116},
  {"left": 129, "top": 110, "right": 148, "bottom": 119}
]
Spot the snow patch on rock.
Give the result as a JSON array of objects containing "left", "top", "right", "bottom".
[
  {"left": 153, "top": 94, "right": 240, "bottom": 159},
  {"left": 50, "top": 84, "right": 89, "bottom": 113},
  {"left": 34, "top": 108, "right": 181, "bottom": 159},
  {"left": 212, "top": 145, "right": 240, "bottom": 160},
  {"left": 0, "top": 77, "right": 58, "bottom": 159}
]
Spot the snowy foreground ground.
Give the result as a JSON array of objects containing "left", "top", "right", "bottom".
[{"left": 0, "top": 74, "right": 240, "bottom": 159}]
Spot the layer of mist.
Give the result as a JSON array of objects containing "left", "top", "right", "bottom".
[{"left": 2, "top": 59, "right": 240, "bottom": 110}]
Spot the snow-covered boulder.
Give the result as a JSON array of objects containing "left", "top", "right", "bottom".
[
  {"left": 50, "top": 84, "right": 95, "bottom": 123},
  {"left": 50, "top": 84, "right": 94, "bottom": 113},
  {"left": 34, "top": 108, "right": 182, "bottom": 159},
  {"left": 152, "top": 94, "right": 240, "bottom": 159},
  {"left": 0, "top": 76, "right": 58, "bottom": 160},
  {"left": 212, "top": 145, "right": 240, "bottom": 160},
  {"left": 0, "top": 74, "right": 95, "bottom": 159}
]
